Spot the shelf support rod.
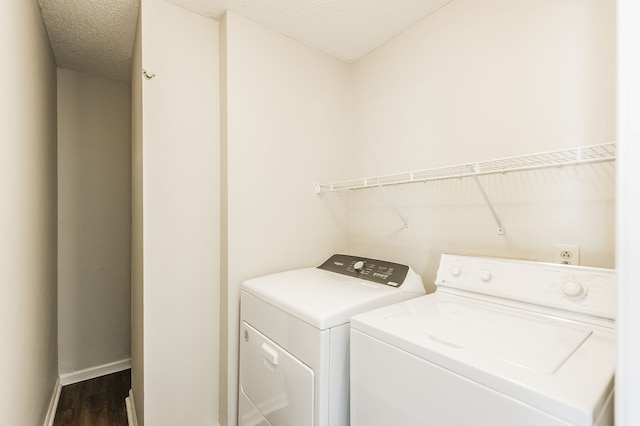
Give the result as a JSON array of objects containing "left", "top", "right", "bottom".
[
  {"left": 472, "top": 174, "right": 505, "bottom": 235},
  {"left": 377, "top": 184, "right": 409, "bottom": 229}
]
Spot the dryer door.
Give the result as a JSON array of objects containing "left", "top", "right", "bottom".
[{"left": 240, "top": 321, "right": 314, "bottom": 426}]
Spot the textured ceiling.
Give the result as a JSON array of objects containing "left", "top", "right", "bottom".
[
  {"left": 38, "top": 0, "right": 140, "bottom": 82},
  {"left": 38, "top": 0, "right": 453, "bottom": 83}
]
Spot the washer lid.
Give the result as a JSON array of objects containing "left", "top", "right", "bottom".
[
  {"left": 389, "top": 297, "right": 591, "bottom": 374},
  {"left": 242, "top": 267, "right": 423, "bottom": 330},
  {"left": 351, "top": 294, "right": 616, "bottom": 424}
]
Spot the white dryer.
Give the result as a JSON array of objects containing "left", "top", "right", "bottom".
[
  {"left": 350, "top": 253, "right": 616, "bottom": 426},
  {"left": 239, "top": 254, "right": 426, "bottom": 426}
]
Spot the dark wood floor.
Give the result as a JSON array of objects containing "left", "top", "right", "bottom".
[{"left": 53, "top": 369, "right": 131, "bottom": 426}]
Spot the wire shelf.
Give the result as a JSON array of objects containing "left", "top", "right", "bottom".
[{"left": 315, "top": 143, "right": 616, "bottom": 193}]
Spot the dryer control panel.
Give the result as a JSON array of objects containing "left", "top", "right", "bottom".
[{"left": 318, "top": 254, "right": 409, "bottom": 287}]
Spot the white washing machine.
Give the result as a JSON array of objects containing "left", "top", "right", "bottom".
[
  {"left": 350, "top": 253, "right": 616, "bottom": 426},
  {"left": 239, "top": 254, "right": 426, "bottom": 426}
]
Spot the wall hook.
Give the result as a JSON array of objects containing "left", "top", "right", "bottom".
[{"left": 142, "top": 69, "right": 156, "bottom": 80}]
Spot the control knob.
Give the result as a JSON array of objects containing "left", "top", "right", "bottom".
[
  {"left": 449, "top": 265, "right": 462, "bottom": 277},
  {"left": 479, "top": 270, "right": 492, "bottom": 283},
  {"left": 353, "top": 260, "right": 366, "bottom": 272},
  {"left": 561, "top": 280, "right": 588, "bottom": 300}
]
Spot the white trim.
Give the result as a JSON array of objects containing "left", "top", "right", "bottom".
[
  {"left": 616, "top": 0, "right": 640, "bottom": 424},
  {"left": 59, "top": 358, "right": 132, "bottom": 386},
  {"left": 126, "top": 389, "right": 138, "bottom": 426},
  {"left": 43, "top": 377, "right": 61, "bottom": 426}
]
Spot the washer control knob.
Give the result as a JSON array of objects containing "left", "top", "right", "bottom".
[
  {"left": 479, "top": 270, "right": 492, "bottom": 283},
  {"left": 449, "top": 265, "right": 462, "bottom": 277},
  {"left": 561, "top": 280, "right": 588, "bottom": 300},
  {"left": 353, "top": 260, "right": 366, "bottom": 272}
]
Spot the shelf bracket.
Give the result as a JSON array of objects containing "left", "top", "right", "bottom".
[
  {"left": 377, "top": 184, "right": 409, "bottom": 229},
  {"left": 472, "top": 173, "right": 505, "bottom": 235}
]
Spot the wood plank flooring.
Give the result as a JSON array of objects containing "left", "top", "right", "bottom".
[{"left": 53, "top": 369, "right": 131, "bottom": 426}]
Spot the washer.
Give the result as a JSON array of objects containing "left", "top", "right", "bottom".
[
  {"left": 238, "top": 254, "right": 426, "bottom": 426},
  {"left": 350, "top": 253, "right": 616, "bottom": 426}
]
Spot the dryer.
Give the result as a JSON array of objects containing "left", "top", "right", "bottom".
[
  {"left": 239, "top": 254, "right": 426, "bottom": 426},
  {"left": 350, "top": 253, "right": 616, "bottom": 426}
]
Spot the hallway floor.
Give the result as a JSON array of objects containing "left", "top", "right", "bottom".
[{"left": 53, "top": 369, "right": 130, "bottom": 426}]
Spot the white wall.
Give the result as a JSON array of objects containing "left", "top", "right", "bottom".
[
  {"left": 135, "top": 0, "right": 220, "bottom": 424},
  {"left": 616, "top": 0, "right": 640, "bottom": 424},
  {"left": 347, "top": 0, "right": 616, "bottom": 290},
  {"left": 352, "top": 0, "right": 615, "bottom": 174},
  {"left": 219, "top": 11, "right": 351, "bottom": 425},
  {"left": 0, "top": 0, "right": 58, "bottom": 424},
  {"left": 57, "top": 68, "right": 132, "bottom": 377},
  {"left": 131, "top": 4, "right": 145, "bottom": 424}
]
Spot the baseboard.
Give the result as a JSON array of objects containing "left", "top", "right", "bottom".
[
  {"left": 43, "top": 376, "right": 61, "bottom": 426},
  {"left": 125, "top": 389, "right": 138, "bottom": 426},
  {"left": 59, "top": 358, "right": 132, "bottom": 386}
]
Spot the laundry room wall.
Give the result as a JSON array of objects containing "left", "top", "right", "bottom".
[
  {"left": 132, "top": 0, "right": 220, "bottom": 424},
  {"left": 219, "top": 11, "right": 351, "bottom": 425},
  {"left": 0, "top": 0, "right": 58, "bottom": 424},
  {"left": 57, "top": 68, "right": 132, "bottom": 379},
  {"left": 130, "top": 5, "right": 144, "bottom": 424},
  {"left": 344, "top": 0, "right": 616, "bottom": 289},
  {"left": 616, "top": 0, "right": 640, "bottom": 423}
]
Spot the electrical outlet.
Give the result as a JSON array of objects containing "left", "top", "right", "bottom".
[{"left": 554, "top": 244, "right": 580, "bottom": 265}]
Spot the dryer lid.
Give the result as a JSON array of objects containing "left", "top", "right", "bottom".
[{"left": 242, "top": 266, "right": 424, "bottom": 330}]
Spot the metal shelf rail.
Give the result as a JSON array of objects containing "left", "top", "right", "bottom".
[{"left": 314, "top": 143, "right": 616, "bottom": 233}]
